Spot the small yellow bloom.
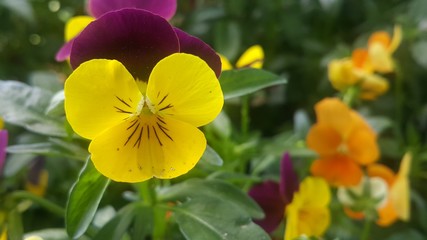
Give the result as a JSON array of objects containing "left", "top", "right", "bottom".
[
  {"left": 220, "top": 45, "right": 264, "bottom": 71},
  {"left": 368, "top": 25, "right": 402, "bottom": 73},
  {"left": 359, "top": 74, "right": 389, "bottom": 100},
  {"left": 285, "top": 177, "right": 331, "bottom": 240},
  {"left": 327, "top": 58, "right": 359, "bottom": 91},
  {"left": 65, "top": 53, "right": 223, "bottom": 182}
]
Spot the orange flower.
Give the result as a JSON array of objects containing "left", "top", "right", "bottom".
[
  {"left": 307, "top": 98, "right": 379, "bottom": 186},
  {"left": 367, "top": 153, "right": 411, "bottom": 226}
]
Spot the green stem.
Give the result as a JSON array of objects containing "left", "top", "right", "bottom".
[
  {"left": 10, "top": 191, "right": 65, "bottom": 217},
  {"left": 342, "top": 86, "right": 359, "bottom": 107},
  {"left": 137, "top": 180, "right": 156, "bottom": 206},
  {"left": 360, "top": 218, "right": 372, "bottom": 240},
  {"left": 240, "top": 95, "right": 250, "bottom": 138}
]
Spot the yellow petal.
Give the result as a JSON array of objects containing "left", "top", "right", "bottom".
[
  {"left": 65, "top": 59, "right": 141, "bottom": 139},
  {"left": 219, "top": 54, "right": 233, "bottom": 71},
  {"left": 389, "top": 25, "right": 402, "bottom": 53},
  {"left": 390, "top": 152, "right": 411, "bottom": 221},
  {"left": 89, "top": 115, "right": 206, "bottom": 182},
  {"left": 359, "top": 74, "right": 389, "bottom": 100},
  {"left": 147, "top": 53, "right": 223, "bottom": 127},
  {"left": 328, "top": 58, "right": 360, "bottom": 91},
  {"left": 25, "top": 170, "right": 49, "bottom": 197},
  {"left": 368, "top": 43, "right": 394, "bottom": 73},
  {"left": 235, "top": 45, "right": 264, "bottom": 69},
  {"left": 65, "top": 16, "right": 95, "bottom": 41},
  {"left": 0, "top": 117, "right": 3, "bottom": 129},
  {"left": 285, "top": 177, "right": 331, "bottom": 240}
]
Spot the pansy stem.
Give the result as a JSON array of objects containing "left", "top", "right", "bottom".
[
  {"left": 361, "top": 217, "right": 372, "bottom": 240},
  {"left": 137, "top": 180, "right": 156, "bottom": 206},
  {"left": 10, "top": 190, "right": 65, "bottom": 217},
  {"left": 241, "top": 95, "right": 250, "bottom": 138},
  {"left": 342, "top": 86, "right": 359, "bottom": 107}
]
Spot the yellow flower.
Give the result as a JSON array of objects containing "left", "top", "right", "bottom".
[
  {"left": 65, "top": 53, "right": 223, "bottom": 182},
  {"left": 367, "top": 25, "right": 402, "bottom": 73},
  {"left": 327, "top": 58, "right": 359, "bottom": 91},
  {"left": 285, "top": 177, "right": 331, "bottom": 240},
  {"left": 220, "top": 45, "right": 264, "bottom": 71}
]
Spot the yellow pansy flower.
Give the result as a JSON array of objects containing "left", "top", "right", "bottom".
[
  {"left": 327, "top": 58, "right": 359, "bottom": 91},
  {"left": 285, "top": 177, "right": 331, "bottom": 240},
  {"left": 220, "top": 45, "right": 264, "bottom": 71},
  {"left": 65, "top": 53, "right": 223, "bottom": 182},
  {"left": 368, "top": 25, "right": 402, "bottom": 73}
]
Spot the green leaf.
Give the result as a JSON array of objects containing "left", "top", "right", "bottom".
[
  {"left": 219, "top": 68, "right": 287, "bottom": 99},
  {"left": 45, "top": 90, "right": 65, "bottom": 117},
  {"left": 94, "top": 203, "right": 153, "bottom": 240},
  {"left": 8, "top": 209, "right": 24, "bottom": 240},
  {"left": 158, "top": 179, "right": 264, "bottom": 219},
  {"left": 172, "top": 197, "right": 269, "bottom": 240},
  {"left": 199, "top": 145, "right": 224, "bottom": 167},
  {"left": 24, "top": 229, "right": 90, "bottom": 240},
  {"left": 0, "top": 80, "right": 67, "bottom": 137},
  {"left": 6, "top": 138, "right": 88, "bottom": 161},
  {"left": 66, "top": 158, "right": 110, "bottom": 239},
  {"left": 158, "top": 179, "right": 268, "bottom": 240}
]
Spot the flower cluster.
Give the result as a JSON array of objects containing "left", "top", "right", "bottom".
[{"left": 328, "top": 26, "right": 402, "bottom": 100}]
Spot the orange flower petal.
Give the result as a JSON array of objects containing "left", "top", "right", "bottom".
[
  {"left": 310, "top": 156, "right": 363, "bottom": 187},
  {"left": 367, "top": 164, "right": 395, "bottom": 186},
  {"left": 307, "top": 123, "right": 342, "bottom": 158},
  {"left": 343, "top": 207, "right": 365, "bottom": 220},
  {"left": 314, "top": 98, "right": 354, "bottom": 139},
  {"left": 347, "top": 128, "right": 380, "bottom": 165},
  {"left": 352, "top": 48, "right": 372, "bottom": 72},
  {"left": 377, "top": 199, "right": 398, "bottom": 227}
]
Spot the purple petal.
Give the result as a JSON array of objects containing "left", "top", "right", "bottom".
[
  {"left": 279, "top": 153, "right": 299, "bottom": 204},
  {"left": 0, "top": 130, "right": 8, "bottom": 176},
  {"left": 88, "top": 0, "right": 177, "bottom": 20},
  {"left": 174, "top": 28, "right": 222, "bottom": 78},
  {"left": 55, "top": 38, "right": 74, "bottom": 61},
  {"left": 248, "top": 181, "right": 285, "bottom": 233},
  {"left": 70, "top": 9, "right": 180, "bottom": 81}
]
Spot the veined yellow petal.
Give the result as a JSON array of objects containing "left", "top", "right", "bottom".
[
  {"left": 65, "top": 16, "right": 95, "bottom": 41},
  {"left": 389, "top": 25, "right": 402, "bottom": 53},
  {"left": 65, "top": 59, "right": 141, "bottom": 139},
  {"left": 89, "top": 115, "right": 206, "bottom": 182},
  {"left": 235, "top": 45, "right": 264, "bottom": 69},
  {"left": 219, "top": 54, "right": 233, "bottom": 71},
  {"left": 390, "top": 152, "right": 411, "bottom": 221},
  {"left": 147, "top": 53, "right": 223, "bottom": 127}
]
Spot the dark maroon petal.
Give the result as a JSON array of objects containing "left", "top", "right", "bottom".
[
  {"left": 28, "top": 156, "right": 45, "bottom": 185},
  {"left": 0, "top": 130, "right": 8, "bottom": 176},
  {"left": 70, "top": 9, "right": 179, "bottom": 81},
  {"left": 248, "top": 181, "right": 285, "bottom": 233},
  {"left": 88, "top": 0, "right": 177, "bottom": 20},
  {"left": 55, "top": 38, "right": 74, "bottom": 61},
  {"left": 174, "top": 28, "right": 222, "bottom": 78},
  {"left": 279, "top": 153, "right": 299, "bottom": 205}
]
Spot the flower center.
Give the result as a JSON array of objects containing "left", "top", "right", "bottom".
[
  {"left": 135, "top": 95, "right": 157, "bottom": 116},
  {"left": 337, "top": 142, "right": 349, "bottom": 154}
]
